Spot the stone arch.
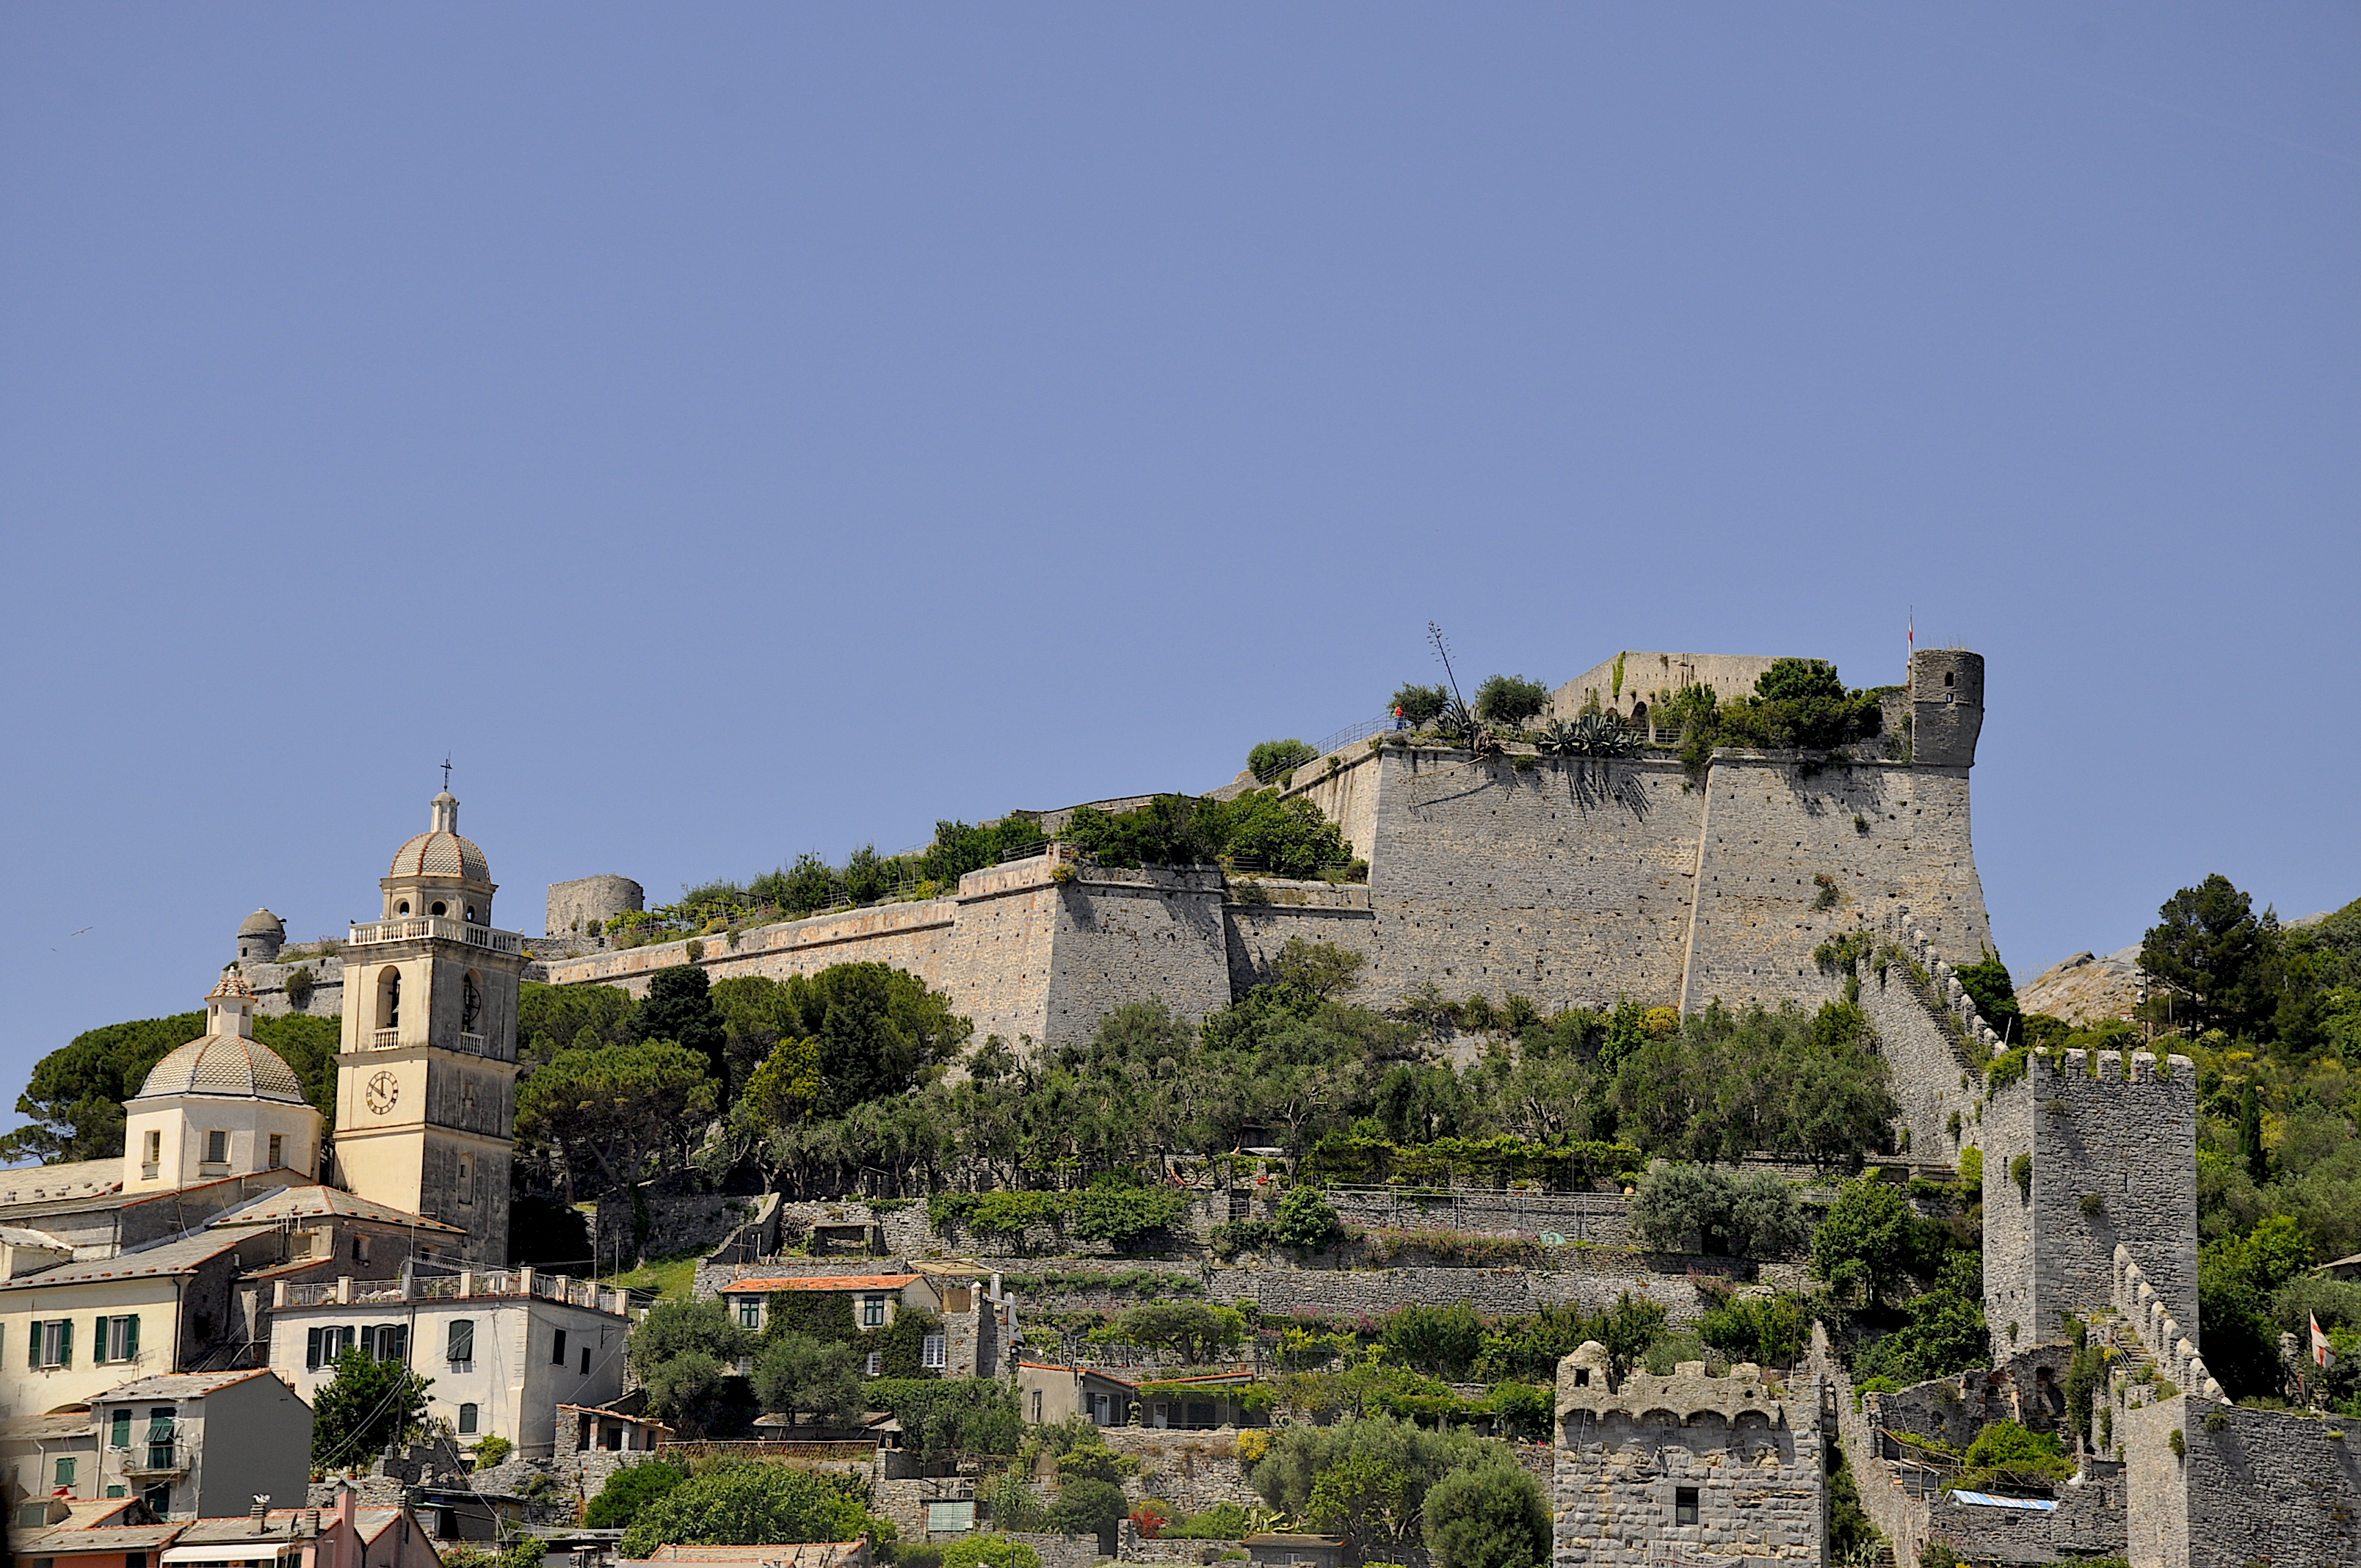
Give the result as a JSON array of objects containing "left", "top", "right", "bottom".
[
  {"left": 376, "top": 967, "right": 402, "bottom": 1031},
  {"left": 461, "top": 970, "right": 483, "bottom": 1036}
]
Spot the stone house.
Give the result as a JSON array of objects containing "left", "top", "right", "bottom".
[{"left": 1553, "top": 1342, "right": 1826, "bottom": 1565}]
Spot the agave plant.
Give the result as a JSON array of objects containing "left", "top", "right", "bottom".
[{"left": 1539, "top": 713, "right": 1636, "bottom": 759}]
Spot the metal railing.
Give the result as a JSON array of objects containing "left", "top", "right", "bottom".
[{"left": 348, "top": 917, "right": 524, "bottom": 954}]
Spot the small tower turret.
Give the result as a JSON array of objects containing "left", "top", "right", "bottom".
[
  {"left": 1910, "top": 647, "right": 1984, "bottom": 767},
  {"left": 237, "top": 909, "right": 286, "bottom": 962}
]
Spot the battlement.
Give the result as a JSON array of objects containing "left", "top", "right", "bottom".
[
  {"left": 2112, "top": 1244, "right": 2226, "bottom": 1401},
  {"left": 2028, "top": 1047, "right": 2193, "bottom": 1087}
]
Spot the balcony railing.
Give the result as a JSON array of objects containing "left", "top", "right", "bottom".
[
  {"left": 120, "top": 1441, "right": 189, "bottom": 1478},
  {"left": 274, "top": 1268, "right": 629, "bottom": 1315},
  {"left": 347, "top": 917, "right": 523, "bottom": 954}
]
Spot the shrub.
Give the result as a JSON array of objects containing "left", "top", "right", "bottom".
[
  {"left": 1248, "top": 739, "right": 1321, "bottom": 780},
  {"left": 1631, "top": 1164, "right": 1806, "bottom": 1258},
  {"left": 1382, "top": 1304, "right": 1487, "bottom": 1380},
  {"left": 584, "top": 1461, "right": 686, "bottom": 1530},
  {"left": 939, "top": 1536, "right": 1042, "bottom": 1568},
  {"left": 471, "top": 1434, "right": 512, "bottom": 1468},
  {"left": 1473, "top": 675, "right": 1551, "bottom": 728},
  {"left": 1163, "top": 1503, "right": 1255, "bottom": 1540},
  {"left": 1421, "top": 1457, "right": 1549, "bottom": 1568},
  {"left": 1273, "top": 1186, "right": 1346, "bottom": 1252},
  {"left": 618, "top": 1464, "right": 884, "bottom": 1556},
  {"left": 1390, "top": 683, "right": 1451, "bottom": 724}
]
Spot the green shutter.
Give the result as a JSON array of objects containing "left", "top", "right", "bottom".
[
  {"left": 112, "top": 1410, "right": 131, "bottom": 1447},
  {"left": 121, "top": 1315, "right": 138, "bottom": 1361},
  {"left": 56, "top": 1320, "right": 70, "bottom": 1366}
]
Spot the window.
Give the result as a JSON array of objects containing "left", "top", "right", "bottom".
[
  {"left": 143, "top": 1130, "right": 161, "bottom": 1169},
  {"left": 921, "top": 1333, "right": 947, "bottom": 1371},
  {"left": 305, "top": 1324, "right": 358, "bottom": 1370},
  {"left": 1031, "top": 1390, "right": 1043, "bottom": 1421},
  {"left": 447, "top": 1319, "right": 475, "bottom": 1366},
  {"left": 457, "top": 1404, "right": 479, "bottom": 1435},
  {"left": 551, "top": 1329, "right": 568, "bottom": 1365},
  {"left": 865, "top": 1351, "right": 883, "bottom": 1377},
  {"left": 1675, "top": 1487, "right": 1700, "bottom": 1527},
  {"left": 461, "top": 973, "right": 482, "bottom": 1034},
  {"left": 93, "top": 1315, "right": 139, "bottom": 1364},
  {"left": 146, "top": 1409, "right": 176, "bottom": 1470},
  {"left": 111, "top": 1410, "right": 132, "bottom": 1447},
  {"left": 1574, "top": 1368, "right": 1590, "bottom": 1387},
  {"left": 457, "top": 1155, "right": 474, "bottom": 1205},
  {"left": 267, "top": 1134, "right": 284, "bottom": 1169},
  {"left": 31, "top": 1318, "right": 71, "bottom": 1368},
  {"left": 861, "top": 1293, "right": 888, "bottom": 1328},
  {"left": 203, "top": 1129, "right": 228, "bottom": 1164},
  {"left": 738, "top": 1299, "right": 762, "bottom": 1329},
  {"left": 352, "top": 1234, "right": 371, "bottom": 1263},
  {"left": 377, "top": 968, "right": 402, "bottom": 1031},
  {"left": 106, "top": 1486, "right": 126, "bottom": 1499},
  {"left": 1944, "top": 671, "right": 1955, "bottom": 687},
  {"left": 581, "top": 1346, "right": 590, "bottom": 1375},
  {"left": 54, "top": 1456, "right": 76, "bottom": 1488},
  {"left": 367, "top": 1324, "right": 408, "bottom": 1362},
  {"left": 430, "top": 901, "right": 447, "bottom": 918}
]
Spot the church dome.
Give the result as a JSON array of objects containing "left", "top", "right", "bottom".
[
  {"left": 134, "top": 1034, "right": 307, "bottom": 1104},
  {"left": 390, "top": 791, "right": 490, "bottom": 883},
  {"left": 239, "top": 908, "right": 286, "bottom": 937}
]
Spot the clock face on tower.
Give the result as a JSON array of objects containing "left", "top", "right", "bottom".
[{"left": 365, "top": 1071, "right": 400, "bottom": 1116}]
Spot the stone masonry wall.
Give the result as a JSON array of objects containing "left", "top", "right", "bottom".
[
  {"left": 2125, "top": 1393, "right": 2361, "bottom": 1568},
  {"left": 1984, "top": 1050, "right": 2197, "bottom": 1354},
  {"left": 1682, "top": 758, "right": 1988, "bottom": 1013}
]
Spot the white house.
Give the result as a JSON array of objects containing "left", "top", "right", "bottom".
[{"left": 267, "top": 1269, "right": 632, "bottom": 1459}]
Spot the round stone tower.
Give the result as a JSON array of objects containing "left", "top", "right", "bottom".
[
  {"left": 1910, "top": 647, "right": 1985, "bottom": 768},
  {"left": 237, "top": 907, "right": 286, "bottom": 962}
]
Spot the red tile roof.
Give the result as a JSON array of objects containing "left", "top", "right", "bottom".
[{"left": 720, "top": 1274, "right": 918, "bottom": 1293}]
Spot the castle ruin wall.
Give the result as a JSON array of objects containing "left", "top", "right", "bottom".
[
  {"left": 2125, "top": 1393, "right": 2361, "bottom": 1568},
  {"left": 1983, "top": 1050, "right": 2197, "bottom": 1354}
]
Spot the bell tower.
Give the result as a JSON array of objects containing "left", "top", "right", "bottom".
[{"left": 334, "top": 790, "right": 524, "bottom": 1263}]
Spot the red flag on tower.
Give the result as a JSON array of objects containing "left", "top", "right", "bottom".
[{"left": 2313, "top": 1313, "right": 2333, "bottom": 1368}]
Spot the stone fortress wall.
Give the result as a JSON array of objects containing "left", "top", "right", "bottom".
[{"left": 537, "top": 649, "right": 1993, "bottom": 1069}]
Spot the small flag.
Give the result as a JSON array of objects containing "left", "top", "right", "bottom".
[
  {"left": 1908, "top": 609, "right": 1915, "bottom": 650},
  {"left": 2313, "top": 1313, "right": 2333, "bottom": 1368}
]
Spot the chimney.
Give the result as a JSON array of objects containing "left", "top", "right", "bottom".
[
  {"left": 252, "top": 1494, "right": 272, "bottom": 1532},
  {"left": 336, "top": 1476, "right": 356, "bottom": 1533},
  {"left": 304, "top": 1509, "right": 322, "bottom": 1538}
]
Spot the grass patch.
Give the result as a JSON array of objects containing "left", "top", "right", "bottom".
[{"left": 602, "top": 1249, "right": 703, "bottom": 1301}]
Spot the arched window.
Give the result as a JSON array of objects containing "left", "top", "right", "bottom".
[
  {"left": 460, "top": 972, "right": 482, "bottom": 1035},
  {"left": 457, "top": 1403, "right": 479, "bottom": 1435},
  {"left": 397, "top": 900, "right": 410, "bottom": 915},
  {"left": 429, "top": 900, "right": 448, "bottom": 918},
  {"left": 465, "top": 904, "right": 479, "bottom": 924},
  {"left": 377, "top": 968, "right": 402, "bottom": 1031}
]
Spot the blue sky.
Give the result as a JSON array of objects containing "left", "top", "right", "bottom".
[{"left": 3, "top": 4, "right": 2356, "bottom": 1109}]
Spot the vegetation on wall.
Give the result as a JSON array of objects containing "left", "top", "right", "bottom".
[{"left": 1062, "top": 789, "right": 1352, "bottom": 879}]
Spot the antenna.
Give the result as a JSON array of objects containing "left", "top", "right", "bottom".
[
  {"left": 440, "top": 753, "right": 453, "bottom": 791},
  {"left": 1426, "top": 622, "right": 1468, "bottom": 709}
]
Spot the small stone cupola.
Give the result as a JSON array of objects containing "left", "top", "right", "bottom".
[
  {"left": 381, "top": 790, "right": 498, "bottom": 925},
  {"left": 237, "top": 908, "right": 286, "bottom": 962}
]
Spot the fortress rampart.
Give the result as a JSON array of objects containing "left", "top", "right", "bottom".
[{"left": 535, "top": 650, "right": 1995, "bottom": 1071}]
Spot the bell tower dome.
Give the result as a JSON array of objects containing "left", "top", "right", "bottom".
[{"left": 335, "top": 788, "right": 523, "bottom": 1263}]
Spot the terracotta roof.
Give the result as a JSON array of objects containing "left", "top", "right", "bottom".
[
  {"left": 17, "top": 1521, "right": 187, "bottom": 1551},
  {"left": 175, "top": 1508, "right": 408, "bottom": 1546},
  {"left": 210, "top": 1185, "right": 463, "bottom": 1233},
  {"left": 94, "top": 1368, "right": 282, "bottom": 1401},
  {"left": 720, "top": 1274, "right": 918, "bottom": 1293},
  {"left": 1018, "top": 1361, "right": 1137, "bottom": 1388},
  {"left": 0, "top": 1227, "right": 247, "bottom": 1290},
  {"left": 0, "top": 1159, "right": 125, "bottom": 1208}
]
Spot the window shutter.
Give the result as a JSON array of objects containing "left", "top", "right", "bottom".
[
  {"left": 449, "top": 1319, "right": 474, "bottom": 1363},
  {"left": 122, "top": 1315, "right": 138, "bottom": 1361},
  {"left": 93, "top": 1315, "right": 109, "bottom": 1363},
  {"left": 57, "top": 1319, "right": 70, "bottom": 1365},
  {"left": 308, "top": 1326, "right": 324, "bottom": 1371}
]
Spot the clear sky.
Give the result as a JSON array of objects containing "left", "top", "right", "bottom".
[{"left": 3, "top": 4, "right": 2356, "bottom": 1114}]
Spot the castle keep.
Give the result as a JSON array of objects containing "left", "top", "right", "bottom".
[{"left": 529, "top": 648, "right": 1992, "bottom": 1053}]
